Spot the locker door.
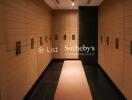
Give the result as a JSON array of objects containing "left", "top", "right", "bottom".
[
  {"left": 53, "top": 33, "right": 61, "bottom": 58},
  {"left": 69, "top": 33, "right": 79, "bottom": 58},
  {"left": 61, "top": 33, "right": 70, "bottom": 58}
]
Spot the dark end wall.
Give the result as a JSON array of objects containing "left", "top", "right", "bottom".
[{"left": 79, "top": 6, "right": 98, "bottom": 64}]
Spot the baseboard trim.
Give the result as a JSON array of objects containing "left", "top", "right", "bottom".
[
  {"left": 23, "top": 59, "right": 54, "bottom": 100},
  {"left": 98, "top": 64, "right": 127, "bottom": 100}
]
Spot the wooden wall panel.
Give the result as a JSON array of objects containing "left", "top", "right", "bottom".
[
  {"left": 0, "top": 0, "right": 52, "bottom": 100},
  {"left": 99, "top": 0, "right": 125, "bottom": 95},
  {"left": 124, "top": 0, "right": 132, "bottom": 99},
  {"left": 99, "top": 0, "right": 132, "bottom": 99},
  {"left": 52, "top": 10, "right": 78, "bottom": 59},
  {"left": 0, "top": 0, "right": 7, "bottom": 99}
]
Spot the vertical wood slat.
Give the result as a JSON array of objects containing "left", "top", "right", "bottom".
[
  {"left": 98, "top": 0, "right": 132, "bottom": 99},
  {"left": 52, "top": 10, "right": 79, "bottom": 59},
  {"left": 0, "top": 0, "right": 52, "bottom": 100}
]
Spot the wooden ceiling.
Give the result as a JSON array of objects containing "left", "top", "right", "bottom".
[{"left": 44, "top": 0, "right": 103, "bottom": 9}]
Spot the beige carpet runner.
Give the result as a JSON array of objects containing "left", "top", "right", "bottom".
[{"left": 54, "top": 60, "right": 92, "bottom": 100}]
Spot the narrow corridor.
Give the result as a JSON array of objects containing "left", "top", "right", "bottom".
[
  {"left": 24, "top": 60, "right": 125, "bottom": 100},
  {"left": 0, "top": 0, "right": 131, "bottom": 99}
]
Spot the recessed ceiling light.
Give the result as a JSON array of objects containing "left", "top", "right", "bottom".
[{"left": 72, "top": 2, "right": 75, "bottom": 6}]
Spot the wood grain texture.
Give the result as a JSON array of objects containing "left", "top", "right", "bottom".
[
  {"left": 124, "top": 0, "right": 132, "bottom": 99},
  {"left": 98, "top": 0, "right": 132, "bottom": 99},
  {"left": 0, "top": 0, "right": 52, "bottom": 100},
  {"left": 52, "top": 10, "right": 79, "bottom": 59}
]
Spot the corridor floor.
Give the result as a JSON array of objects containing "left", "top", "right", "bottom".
[
  {"left": 54, "top": 60, "right": 92, "bottom": 100},
  {"left": 24, "top": 60, "right": 125, "bottom": 100}
]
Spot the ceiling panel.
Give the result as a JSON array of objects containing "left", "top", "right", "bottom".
[{"left": 44, "top": 0, "right": 103, "bottom": 9}]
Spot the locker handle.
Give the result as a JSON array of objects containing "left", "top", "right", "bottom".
[
  {"left": 64, "top": 35, "right": 66, "bottom": 40},
  {"left": 16, "top": 41, "right": 21, "bottom": 56},
  {"left": 31, "top": 38, "right": 34, "bottom": 49},
  {"left": 72, "top": 34, "right": 75, "bottom": 40},
  {"left": 40, "top": 37, "right": 43, "bottom": 45},
  {"left": 130, "top": 41, "right": 132, "bottom": 54},
  {"left": 115, "top": 38, "right": 119, "bottom": 49}
]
